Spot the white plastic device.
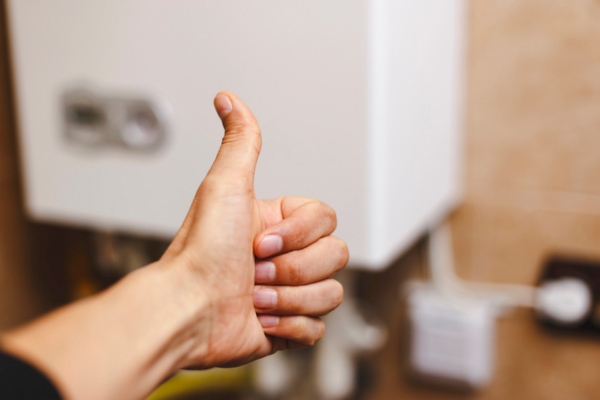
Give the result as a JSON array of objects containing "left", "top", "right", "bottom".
[
  {"left": 7, "top": 0, "right": 465, "bottom": 270},
  {"left": 407, "top": 286, "right": 498, "bottom": 388},
  {"left": 404, "top": 222, "right": 537, "bottom": 389}
]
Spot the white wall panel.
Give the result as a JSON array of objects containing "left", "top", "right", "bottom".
[{"left": 7, "top": 0, "right": 465, "bottom": 270}]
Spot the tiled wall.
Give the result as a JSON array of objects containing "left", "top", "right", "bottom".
[
  {"left": 363, "top": 0, "right": 600, "bottom": 398},
  {"left": 457, "top": 0, "right": 600, "bottom": 283}
]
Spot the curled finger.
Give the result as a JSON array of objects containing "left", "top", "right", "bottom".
[
  {"left": 255, "top": 236, "right": 349, "bottom": 285},
  {"left": 254, "top": 198, "right": 337, "bottom": 258},
  {"left": 259, "top": 315, "right": 325, "bottom": 349},
  {"left": 254, "top": 279, "right": 344, "bottom": 316}
]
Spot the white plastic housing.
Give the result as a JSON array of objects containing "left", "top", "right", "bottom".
[
  {"left": 408, "top": 286, "right": 497, "bottom": 388},
  {"left": 7, "top": 0, "right": 465, "bottom": 270}
]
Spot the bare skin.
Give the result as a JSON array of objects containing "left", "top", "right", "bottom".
[{"left": 0, "top": 92, "right": 348, "bottom": 400}]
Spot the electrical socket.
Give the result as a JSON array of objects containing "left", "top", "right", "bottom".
[{"left": 535, "top": 257, "right": 600, "bottom": 334}]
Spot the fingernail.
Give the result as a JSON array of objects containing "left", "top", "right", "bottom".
[
  {"left": 257, "top": 235, "right": 283, "bottom": 257},
  {"left": 214, "top": 93, "right": 232, "bottom": 118},
  {"left": 254, "top": 288, "right": 278, "bottom": 308},
  {"left": 258, "top": 315, "right": 280, "bottom": 328},
  {"left": 255, "top": 261, "right": 276, "bottom": 283}
]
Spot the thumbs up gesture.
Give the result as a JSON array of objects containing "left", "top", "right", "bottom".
[
  {"left": 0, "top": 92, "right": 347, "bottom": 400},
  {"left": 163, "top": 92, "right": 348, "bottom": 368}
]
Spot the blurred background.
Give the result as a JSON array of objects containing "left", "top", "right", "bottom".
[{"left": 2, "top": 0, "right": 600, "bottom": 399}]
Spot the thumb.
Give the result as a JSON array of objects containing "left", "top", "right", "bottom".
[{"left": 207, "top": 91, "right": 262, "bottom": 185}]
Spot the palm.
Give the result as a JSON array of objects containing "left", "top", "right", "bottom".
[{"left": 188, "top": 194, "right": 276, "bottom": 368}]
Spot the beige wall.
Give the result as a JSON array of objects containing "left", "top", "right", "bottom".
[
  {"left": 459, "top": 0, "right": 600, "bottom": 282},
  {"left": 364, "top": 0, "right": 600, "bottom": 398},
  {"left": 0, "top": 3, "right": 51, "bottom": 331}
]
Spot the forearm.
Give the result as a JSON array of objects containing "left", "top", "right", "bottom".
[
  {"left": 0, "top": 91, "right": 347, "bottom": 399},
  {"left": 0, "top": 262, "right": 209, "bottom": 400}
]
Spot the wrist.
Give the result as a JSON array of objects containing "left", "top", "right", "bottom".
[
  {"left": 1, "top": 260, "right": 213, "bottom": 399},
  {"left": 146, "top": 258, "right": 214, "bottom": 370}
]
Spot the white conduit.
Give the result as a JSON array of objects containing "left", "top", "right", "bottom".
[{"left": 428, "top": 222, "right": 537, "bottom": 309}]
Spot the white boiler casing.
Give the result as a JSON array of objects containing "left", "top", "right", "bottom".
[{"left": 7, "top": 0, "right": 465, "bottom": 270}]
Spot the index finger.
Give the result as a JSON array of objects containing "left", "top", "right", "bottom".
[{"left": 254, "top": 197, "right": 337, "bottom": 258}]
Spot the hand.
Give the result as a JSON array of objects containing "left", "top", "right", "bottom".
[
  {"left": 0, "top": 91, "right": 348, "bottom": 399},
  {"left": 162, "top": 91, "right": 348, "bottom": 368}
]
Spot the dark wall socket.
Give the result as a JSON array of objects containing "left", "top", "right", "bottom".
[{"left": 536, "top": 257, "right": 600, "bottom": 335}]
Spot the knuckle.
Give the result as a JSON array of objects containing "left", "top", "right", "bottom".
[
  {"left": 317, "top": 319, "right": 326, "bottom": 340},
  {"left": 289, "top": 219, "right": 310, "bottom": 249},
  {"left": 320, "top": 202, "right": 337, "bottom": 229},
  {"left": 287, "top": 317, "right": 324, "bottom": 347},
  {"left": 285, "top": 256, "right": 306, "bottom": 285},
  {"left": 287, "top": 341, "right": 308, "bottom": 350},
  {"left": 288, "top": 317, "right": 307, "bottom": 341},
  {"left": 281, "top": 288, "right": 304, "bottom": 314},
  {"left": 332, "top": 237, "right": 350, "bottom": 270},
  {"left": 223, "top": 122, "right": 261, "bottom": 142},
  {"left": 306, "top": 319, "right": 325, "bottom": 346},
  {"left": 290, "top": 297, "right": 305, "bottom": 314},
  {"left": 331, "top": 280, "right": 345, "bottom": 307},
  {"left": 221, "top": 126, "right": 243, "bottom": 144},
  {"left": 317, "top": 279, "right": 344, "bottom": 313},
  {"left": 222, "top": 124, "right": 262, "bottom": 157}
]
